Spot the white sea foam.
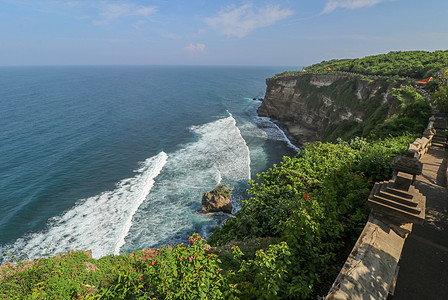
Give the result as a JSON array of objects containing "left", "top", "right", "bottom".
[
  {"left": 121, "top": 115, "right": 251, "bottom": 251},
  {"left": 2, "top": 152, "right": 167, "bottom": 259},
  {"left": 255, "top": 116, "right": 301, "bottom": 152},
  {"left": 190, "top": 113, "right": 251, "bottom": 182}
]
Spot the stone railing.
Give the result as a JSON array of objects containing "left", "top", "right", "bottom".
[
  {"left": 410, "top": 116, "right": 436, "bottom": 158},
  {"left": 325, "top": 115, "right": 437, "bottom": 300}
]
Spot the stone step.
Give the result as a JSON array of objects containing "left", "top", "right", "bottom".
[
  {"left": 368, "top": 198, "right": 425, "bottom": 223},
  {"left": 372, "top": 195, "right": 421, "bottom": 214},
  {"left": 432, "top": 141, "right": 447, "bottom": 148},
  {"left": 408, "top": 185, "right": 425, "bottom": 200},
  {"left": 378, "top": 190, "right": 418, "bottom": 207},
  {"left": 369, "top": 181, "right": 387, "bottom": 199},
  {"left": 385, "top": 186, "right": 413, "bottom": 199},
  {"left": 432, "top": 140, "right": 447, "bottom": 145},
  {"left": 433, "top": 135, "right": 447, "bottom": 141}
]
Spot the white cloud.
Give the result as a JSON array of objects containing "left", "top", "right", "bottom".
[
  {"left": 64, "top": 2, "right": 80, "bottom": 8},
  {"left": 9, "top": 1, "right": 158, "bottom": 25},
  {"left": 184, "top": 43, "right": 206, "bottom": 52},
  {"left": 99, "top": 3, "right": 157, "bottom": 20},
  {"left": 159, "top": 31, "right": 183, "bottom": 40},
  {"left": 322, "top": 0, "right": 395, "bottom": 14},
  {"left": 91, "top": 2, "right": 157, "bottom": 26},
  {"left": 206, "top": 4, "right": 293, "bottom": 38}
]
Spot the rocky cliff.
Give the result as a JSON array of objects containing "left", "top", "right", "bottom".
[{"left": 258, "top": 73, "right": 401, "bottom": 146}]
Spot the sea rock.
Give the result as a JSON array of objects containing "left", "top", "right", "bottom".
[{"left": 202, "top": 184, "right": 232, "bottom": 214}]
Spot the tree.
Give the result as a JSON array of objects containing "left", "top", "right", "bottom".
[{"left": 433, "top": 68, "right": 448, "bottom": 112}]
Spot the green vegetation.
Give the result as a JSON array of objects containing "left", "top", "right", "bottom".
[
  {"left": 1, "top": 236, "right": 224, "bottom": 299},
  {"left": 432, "top": 68, "right": 448, "bottom": 112},
  {"left": 283, "top": 72, "right": 431, "bottom": 143},
  {"left": 0, "top": 136, "right": 419, "bottom": 299},
  {"left": 323, "top": 87, "right": 431, "bottom": 141},
  {"left": 213, "top": 184, "right": 232, "bottom": 198},
  {"left": 304, "top": 50, "right": 448, "bottom": 79},
  {"left": 207, "top": 135, "right": 415, "bottom": 299},
  {"left": 370, "top": 88, "right": 431, "bottom": 138}
]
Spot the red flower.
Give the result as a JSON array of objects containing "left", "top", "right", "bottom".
[
  {"left": 341, "top": 222, "right": 345, "bottom": 226},
  {"left": 189, "top": 256, "right": 193, "bottom": 261},
  {"left": 141, "top": 275, "right": 144, "bottom": 279},
  {"left": 189, "top": 238, "right": 194, "bottom": 243},
  {"left": 151, "top": 261, "right": 157, "bottom": 266},
  {"left": 304, "top": 195, "right": 309, "bottom": 200},
  {"left": 208, "top": 255, "right": 211, "bottom": 258},
  {"left": 179, "top": 257, "right": 183, "bottom": 261},
  {"left": 290, "top": 211, "right": 293, "bottom": 215},
  {"left": 197, "top": 237, "right": 200, "bottom": 240},
  {"left": 348, "top": 214, "right": 351, "bottom": 217},
  {"left": 196, "top": 257, "right": 198, "bottom": 260}
]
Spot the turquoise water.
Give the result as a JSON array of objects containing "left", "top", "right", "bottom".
[{"left": 0, "top": 66, "right": 299, "bottom": 262}]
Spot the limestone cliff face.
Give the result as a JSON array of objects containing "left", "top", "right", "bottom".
[{"left": 258, "top": 73, "right": 399, "bottom": 146}]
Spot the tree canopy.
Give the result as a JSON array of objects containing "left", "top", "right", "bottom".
[{"left": 304, "top": 50, "right": 448, "bottom": 79}]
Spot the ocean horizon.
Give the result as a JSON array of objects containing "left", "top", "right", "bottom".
[{"left": 0, "top": 65, "right": 300, "bottom": 263}]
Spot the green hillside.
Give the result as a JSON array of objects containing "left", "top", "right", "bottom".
[{"left": 304, "top": 50, "right": 448, "bottom": 79}]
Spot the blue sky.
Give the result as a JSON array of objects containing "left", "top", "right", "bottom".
[{"left": 0, "top": 0, "right": 447, "bottom": 66}]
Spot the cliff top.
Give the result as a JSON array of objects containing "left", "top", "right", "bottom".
[{"left": 271, "top": 50, "right": 448, "bottom": 83}]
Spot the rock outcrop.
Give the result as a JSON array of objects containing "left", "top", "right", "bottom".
[
  {"left": 202, "top": 184, "right": 232, "bottom": 214},
  {"left": 258, "top": 73, "right": 400, "bottom": 146}
]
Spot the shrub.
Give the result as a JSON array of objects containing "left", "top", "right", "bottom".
[{"left": 97, "top": 234, "right": 224, "bottom": 299}]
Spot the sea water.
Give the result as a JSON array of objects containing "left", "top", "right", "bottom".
[{"left": 0, "top": 66, "right": 299, "bottom": 262}]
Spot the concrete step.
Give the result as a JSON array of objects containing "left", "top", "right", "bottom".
[
  {"left": 369, "top": 181, "right": 389, "bottom": 198},
  {"left": 378, "top": 190, "right": 418, "bottom": 207},
  {"left": 432, "top": 141, "right": 447, "bottom": 148},
  {"left": 433, "top": 139, "right": 447, "bottom": 144},
  {"left": 433, "top": 135, "right": 447, "bottom": 140},
  {"left": 367, "top": 198, "right": 425, "bottom": 223},
  {"left": 372, "top": 195, "right": 421, "bottom": 214},
  {"left": 432, "top": 139, "right": 447, "bottom": 144},
  {"left": 385, "top": 186, "right": 413, "bottom": 199}
]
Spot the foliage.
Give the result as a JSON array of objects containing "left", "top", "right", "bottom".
[
  {"left": 323, "top": 85, "right": 431, "bottom": 142},
  {"left": 98, "top": 234, "right": 224, "bottom": 299},
  {"left": 213, "top": 184, "right": 231, "bottom": 198},
  {"left": 304, "top": 50, "right": 448, "bottom": 78},
  {"left": 369, "top": 88, "right": 431, "bottom": 138},
  {"left": 432, "top": 68, "right": 448, "bottom": 112},
  {"left": 207, "top": 134, "right": 413, "bottom": 298},
  {"left": 1, "top": 235, "right": 224, "bottom": 300},
  {"left": 0, "top": 251, "right": 103, "bottom": 299},
  {"left": 225, "top": 242, "right": 292, "bottom": 299},
  {"left": 0, "top": 133, "right": 415, "bottom": 299}
]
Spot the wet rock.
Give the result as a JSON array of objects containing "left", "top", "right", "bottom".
[{"left": 202, "top": 184, "right": 232, "bottom": 214}]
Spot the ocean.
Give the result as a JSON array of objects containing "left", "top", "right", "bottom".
[{"left": 0, "top": 66, "right": 299, "bottom": 262}]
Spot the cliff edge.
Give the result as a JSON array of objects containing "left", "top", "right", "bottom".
[{"left": 258, "top": 72, "right": 402, "bottom": 146}]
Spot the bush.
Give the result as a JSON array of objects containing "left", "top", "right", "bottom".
[{"left": 97, "top": 234, "right": 224, "bottom": 299}]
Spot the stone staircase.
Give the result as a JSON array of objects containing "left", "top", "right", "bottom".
[
  {"left": 367, "top": 174, "right": 426, "bottom": 224},
  {"left": 432, "top": 112, "right": 447, "bottom": 148}
]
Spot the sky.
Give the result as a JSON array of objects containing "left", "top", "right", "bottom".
[{"left": 0, "top": 0, "right": 447, "bottom": 66}]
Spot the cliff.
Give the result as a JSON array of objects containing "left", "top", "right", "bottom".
[{"left": 258, "top": 73, "right": 402, "bottom": 145}]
